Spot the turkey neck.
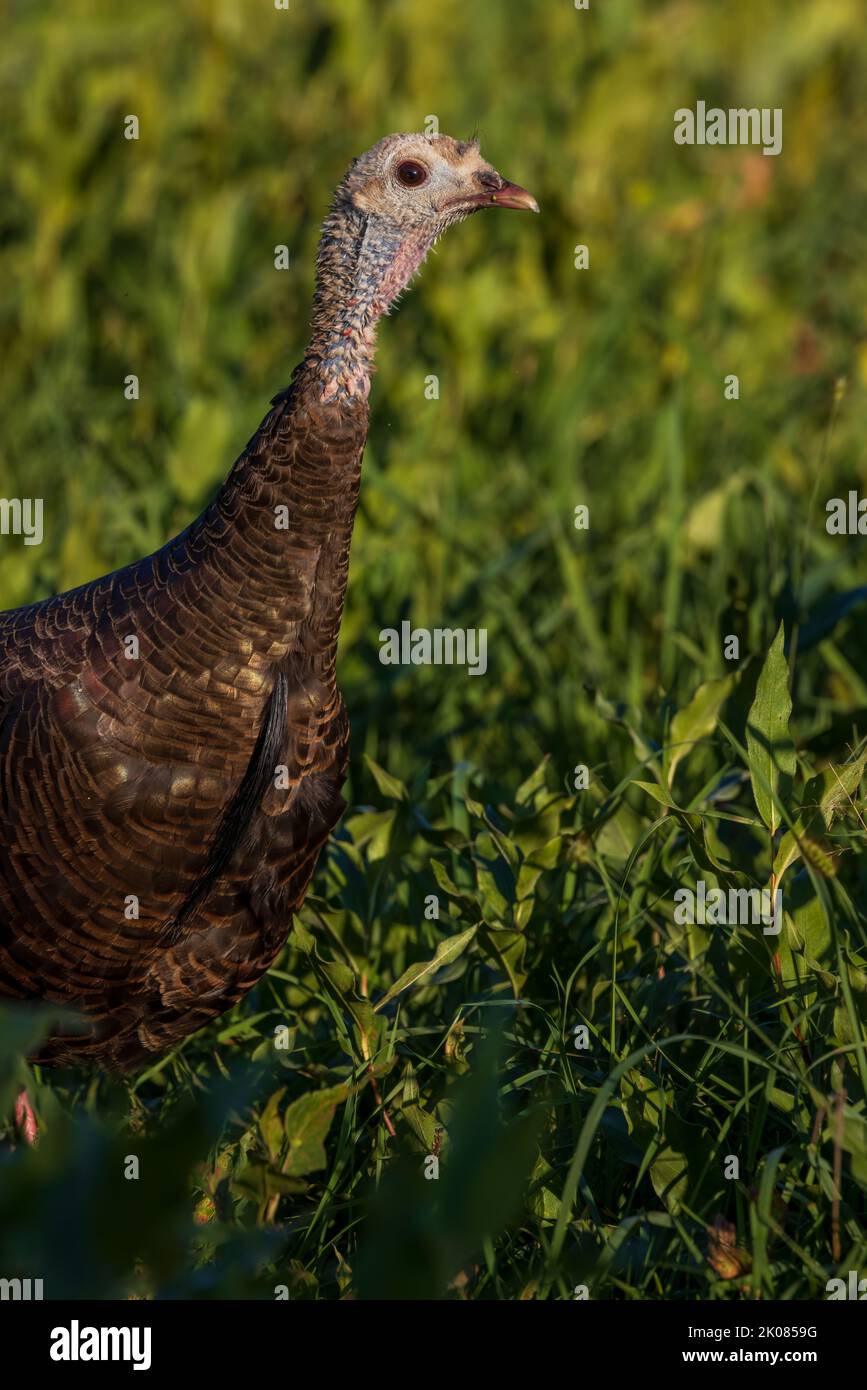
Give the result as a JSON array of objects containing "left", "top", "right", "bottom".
[
  {"left": 306, "top": 196, "right": 432, "bottom": 403},
  {"left": 183, "top": 387, "right": 367, "bottom": 692},
  {"left": 168, "top": 199, "right": 428, "bottom": 688}
]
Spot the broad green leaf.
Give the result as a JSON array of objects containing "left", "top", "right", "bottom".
[
  {"left": 772, "top": 831, "right": 801, "bottom": 882},
  {"left": 787, "top": 891, "right": 833, "bottom": 966},
  {"left": 258, "top": 1087, "right": 287, "bottom": 1159},
  {"left": 514, "top": 842, "right": 560, "bottom": 929},
  {"left": 364, "top": 755, "right": 407, "bottom": 801},
  {"left": 373, "top": 926, "right": 477, "bottom": 1012},
  {"left": 592, "top": 799, "right": 647, "bottom": 862},
  {"left": 475, "top": 857, "right": 513, "bottom": 920},
  {"left": 515, "top": 757, "right": 550, "bottom": 806},
  {"left": 344, "top": 808, "right": 396, "bottom": 861},
  {"left": 430, "top": 858, "right": 465, "bottom": 897},
  {"left": 512, "top": 804, "right": 569, "bottom": 854},
  {"left": 526, "top": 1153, "right": 562, "bottom": 1222},
  {"left": 745, "top": 623, "right": 795, "bottom": 834},
  {"left": 634, "top": 779, "right": 676, "bottom": 807},
  {"left": 291, "top": 917, "right": 316, "bottom": 953},
  {"left": 402, "top": 1104, "right": 443, "bottom": 1152},
  {"left": 283, "top": 1082, "right": 349, "bottom": 1177},
  {"left": 430, "top": 858, "right": 479, "bottom": 920},
  {"left": 482, "top": 811, "right": 520, "bottom": 869},
  {"left": 666, "top": 675, "right": 733, "bottom": 788},
  {"left": 526, "top": 835, "right": 562, "bottom": 870},
  {"left": 767, "top": 1086, "right": 796, "bottom": 1114},
  {"left": 808, "top": 749, "right": 867, "bottom": 830},
  {"left": 649, "top": 1144, "right": 689, "bottom": 1212},
  {"left": 479, "top": 924, "right": 528, "bottom": 996}
]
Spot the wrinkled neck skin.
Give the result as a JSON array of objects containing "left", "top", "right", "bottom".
[{"left": 306, "top": 198, "right": 436, "bottom": 403}]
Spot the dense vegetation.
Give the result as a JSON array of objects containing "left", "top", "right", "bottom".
[{"left": 1, "top": 0, "right": 866, "bottom": 1299}]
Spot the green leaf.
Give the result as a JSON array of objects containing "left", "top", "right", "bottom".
[
  {"left": 526, "top": 1153, "right": 563, "bottom": 1223},
  {"left": 293, "top": 921, "right": 387, "bottom": 1063},
  {"left": 482, "top": 811, "right": 520, "bottom": 870},
  {"left": 318, "top": 956, "right": 386, "bottom": 1060},
  {"left": 258, "top": 1088, "right": 287, "bottom": 1160},
  {"left": 374, "top": 926, "right": 477, "bottom": 1012},
  {"left": 344, "top": 808, "right": 396, "bottom": 861},
  {"left": 283, "top": 1083, "right": 349, "bottom": 1178},
  {"left": 290, "top": 917, "right": 316, "bottom": 953},
  {"left": 364, "top": 755, "right": 407, "bottom": 801},
  {"left": 401, "top": 1104, "right": 443, "bottom": 1152},
  {"left": 430, "top": 858, "right": 478, "bottom": 920},
  {"left": 649, "top": 1144, "right": 690, "bottom": 1212},
  {"left": 745, "top": 623, "right": 795, "bottom": 835},
  {"left": 478, "top": 924, "right": 528, "bottom": 996},
  {"left": 634, "top": 779, "right": 676, "bottom": 807},
  {"left": 232, "top": 1160, "right": 309, "bottom": 1202},
  {"left": 430, "top": 857, "right": 466, "bottom": 898},
  {"left": 475, "top": 857, "right": 513, "bottom": 919},
  {"left": 772, "top": 831, "right": 800, "bottom": 882},
  {"left": 584, "top": 784, "right": 648, "bottom": 863},
  {"left": 515, "top": 756, "right": 551, "bottom": 806},
  {"left": 773, "top": 748, "right": 866, "bottom": 882},
  {"left": 666, "top": 675, "right": 733, "bottom": 788},
  {"left": 773, "top": 828, "right": 836, "bottom": 881},
  {"left": 787, "top": 890, "right": 833, "bottom": 966},
  {"left": 808, "top": 749, "right": 867, "bottom": 830}
]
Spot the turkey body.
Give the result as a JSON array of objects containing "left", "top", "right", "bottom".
[
  {"left": 0, "top": 130, "right": 537, "bottom": 1069},
  {"left": 0, "top": 380, "right": 367, "bottom": 1068}
]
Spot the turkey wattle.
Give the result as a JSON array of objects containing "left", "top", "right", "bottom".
[{"left": 0, "top": 132, "right": 538, "bottom": 1069}]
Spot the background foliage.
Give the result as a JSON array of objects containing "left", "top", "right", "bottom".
[{"left": 1, "top": 0, "right": 866, "bottom": 1300}]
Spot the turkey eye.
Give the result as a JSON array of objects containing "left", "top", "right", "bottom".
[{"left": 396, "top": 160, "right": 428, "bottom": 188}]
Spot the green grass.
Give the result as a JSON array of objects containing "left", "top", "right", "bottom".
[{"left": 1, "top": 0, "right": 867, "bottom": 1299}]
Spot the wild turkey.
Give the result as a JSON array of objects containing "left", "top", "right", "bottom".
[{"left": 0, "top": 133, "right": 538, "bottom": 1069}]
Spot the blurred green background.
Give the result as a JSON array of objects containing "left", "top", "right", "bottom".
[{"left": 1, "top": 0, "right": 867, "bottom": 1301}]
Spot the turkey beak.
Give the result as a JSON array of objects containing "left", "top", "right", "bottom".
[
  {"left": 453, "top": 177, "right": 540, "bottom": 215},
  {"left": 487, "top": 180, "right": 540, "bottom": 214}
]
